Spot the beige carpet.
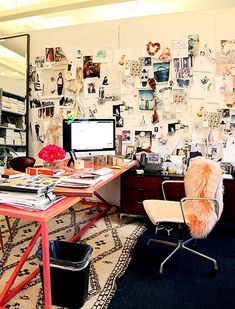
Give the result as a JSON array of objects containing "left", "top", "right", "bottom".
[{"left": 0, "top": 203, "right": 146, "bottom": 308}]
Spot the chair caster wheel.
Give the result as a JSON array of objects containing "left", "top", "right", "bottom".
[
  {"left": 208, "top": 269, "right": 217, "bottom": 277},
  {"left": 156, "top": 271, "right": 163, "bottom": 279}
]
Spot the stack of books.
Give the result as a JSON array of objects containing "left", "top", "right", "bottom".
[{"left": 0, "top": 174, "right": 63, "bottom": 211}]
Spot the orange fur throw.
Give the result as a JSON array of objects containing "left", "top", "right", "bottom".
[{"left": 184, "top": 156, "right": 223, "bottom": 238}]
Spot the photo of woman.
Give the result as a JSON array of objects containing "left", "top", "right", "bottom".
[{"left": 57, "top": 72, "right": 64, "bottom": 95}]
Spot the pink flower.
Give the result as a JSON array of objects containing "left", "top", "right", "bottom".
[{"left": 38, "top": 144, "right": 66, "bottom": 164}]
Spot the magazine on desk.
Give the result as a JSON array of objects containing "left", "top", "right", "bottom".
[
  {"left": 0, "top": 174, "right": 60, "bottom": 195},
  {"left": 57, "top": 173, "right": 102, "bottom": 188}
]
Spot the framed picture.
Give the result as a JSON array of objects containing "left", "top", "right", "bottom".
[{"left": 125, "top": 145, "right": 135, "bottom": 160}]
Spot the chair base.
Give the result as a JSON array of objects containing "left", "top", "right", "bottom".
[{"left": 147, "top": 237, "right": 218, "bottom": 275}]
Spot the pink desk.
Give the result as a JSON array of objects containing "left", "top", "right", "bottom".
[{"left": 0, "top": 161, "right": 137, "bottom": 308}]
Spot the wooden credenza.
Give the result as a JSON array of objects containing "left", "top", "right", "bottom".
[{"left": 120, "top": 170, "right": 235, "bottom": 223}]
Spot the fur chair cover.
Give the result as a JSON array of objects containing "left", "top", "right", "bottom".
[{"left": 184, "top": 156, "right": 223, "bottom": 239}]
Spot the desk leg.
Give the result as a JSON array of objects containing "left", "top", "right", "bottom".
[
  {"left": 0, "top": 226, "right": 41, "bottom": 306},
  {"left": 41, "top": 221, "right": 52, "bottom": 309},
  {"left": 71, "top": 191, "right": 110, "bottom": 243}
]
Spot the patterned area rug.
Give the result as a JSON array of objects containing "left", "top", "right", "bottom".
[{"left": 0, "top": 203, "right": 146, "bottom": 308}]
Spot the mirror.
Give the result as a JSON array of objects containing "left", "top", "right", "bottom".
[
  {"left": 0, "top": 34, "right": 29, "bottom": 97},
  {"left": 0, "top": 34, "right": 29, "bottom": 165}
]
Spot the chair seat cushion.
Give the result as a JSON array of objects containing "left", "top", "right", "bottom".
[{"left": 143, "top": 200, "right": 188, "bottom": 225}]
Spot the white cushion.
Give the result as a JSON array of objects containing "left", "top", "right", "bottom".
[{"left": 143, "top": 200, "right": 187, "bottom": 225}]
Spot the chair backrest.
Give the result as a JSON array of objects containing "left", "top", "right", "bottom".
[
  {"left": 9, "top": 156, "right": 36, "bottom": 172},
  {"left": 183, "top": 156, "right": 223, "bottom": 238}
]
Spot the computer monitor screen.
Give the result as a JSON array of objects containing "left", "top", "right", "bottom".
[{"left": 63, "top": 118, "right": 116, "bottom": 158}]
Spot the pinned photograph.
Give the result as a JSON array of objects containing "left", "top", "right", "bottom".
[
  {"left": 40, "top": 69, "right": 64, "bottom": 97},
  {"left": 35, "top": 56, "right": 45, "bottom": 68},
  {"left": 125, "top": 145, "right": 135, "bottom": 160},
  {"left": 153, "top": 61, "right": 170, "bottom": 82},
  {"left": 138, "top": 89, "right": 155, "bottom": 110},
  {"left": 45, "top": 47, "right": 55, "bottom": 62},
  {"left": 84, "top": 77, "right": 99, "bottom": 98},
  {"left": 59, "top": 96, "right": 75, "bottom": 108},
  {"left": 93, "top": 47, "right": 113, "bottom": 63},
  {"left": 135, "top": 131, "right": 152, "bottom": 153},
  {"left": 38, "top": 100, "right": 55, "bottom": 119},
  {"left": 122, "top": 130, "right": 131, "bottom": 143},
  {"left": 83, "top": 56, "right": 100, "bottom": 79}
]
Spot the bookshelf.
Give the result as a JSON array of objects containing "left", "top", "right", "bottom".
[{"left": 0, "top": 89, "right": 27, "bottom": 159}]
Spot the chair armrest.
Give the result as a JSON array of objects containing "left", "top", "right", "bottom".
[
  {"left": 180, "top": 197, "right": 220, "bottom": 221},
  {"left": 162, "top": 180, "right": 184, "bottom": 200}
]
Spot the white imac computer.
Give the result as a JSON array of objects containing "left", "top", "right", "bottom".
[{"left": 63, "top": 118, "right": 116, "bottom": 162}]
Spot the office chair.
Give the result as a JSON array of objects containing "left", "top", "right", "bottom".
[
  {"left": 143, "top": 156, "right": 223, "bottom": 276},
  {"left": 9, "top": 156, "right": 36, "bottom": 172}
]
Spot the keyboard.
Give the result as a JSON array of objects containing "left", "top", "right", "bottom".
[{"left": 93, "top": 167, "right": 113, "bottom": 176}]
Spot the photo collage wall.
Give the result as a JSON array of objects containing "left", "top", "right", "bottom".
[{"left": 28, "top": 34, "right": 235, "bottom": 160}]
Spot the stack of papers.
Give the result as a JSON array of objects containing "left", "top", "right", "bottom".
[
  {"left": 57, "top": 174, "right": 102, "bottom": 188},
  {"left": 0, "top": 174, "right": 63, "bottom": 211},
  {"left": 0, "top": 191, "right": 64, "bottom": 211}
]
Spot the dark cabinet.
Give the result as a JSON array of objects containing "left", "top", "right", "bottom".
[
  {"left": 120, "top": 171, "right": 235, "bottom": 223},
  {"left": 120, "top": 172, "right": 184, "bottom": 217},
  {"left": 121, "top": 173, "right": 162, "bottom": 216}
]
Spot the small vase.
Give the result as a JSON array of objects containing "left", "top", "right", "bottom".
[{"left": 43, "top": 161, "right": 56, "bottom": 169}]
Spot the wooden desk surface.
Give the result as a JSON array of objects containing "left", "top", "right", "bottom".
[
  {"left": 0, "top": 162, "right": 137, "bottom": 221},
  {"left": 53, "top": 161, "right": 137, "bottom": 197}
]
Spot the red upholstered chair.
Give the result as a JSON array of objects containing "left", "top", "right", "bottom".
[{"left": 143, "top": 156, "right": 223, "bottom": 277}]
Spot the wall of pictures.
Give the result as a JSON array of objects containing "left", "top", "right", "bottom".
[{"left": 28, "top": 6, "right": 235, "bottom": 163}]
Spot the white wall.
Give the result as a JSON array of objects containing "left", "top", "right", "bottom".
[{"left": 28, "top": 6, "right": 235, "bottom": 160}]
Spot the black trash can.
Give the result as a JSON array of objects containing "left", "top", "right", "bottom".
[{"left": 36, "top": 240, "right": 93, "bottom": 309}]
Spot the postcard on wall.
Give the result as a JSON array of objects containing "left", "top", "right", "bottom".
[
  {"left": 122, "top": 130, "right": 131, "bottom": 143},
  {"left": 173, "top": 89, "right": 187, "bottom": 112},
  {"left": 188, "top": 34, "right": 199, "bottom": 56},
  {"left": 35, "top": 56, "right": 45, "bottom": 68},
  {"left": 216, "top": 39, "right": 235, "bottom": 64},
  {"left": 172, "top": 57, "right": 193, "bottom": 79},
  {"left": 215, "top": 75, "right": 233, "bottom": 94},
  {"left": 135, "top": 130, "right": 152, "bottom": 153},
  {"left": 153, "top": 61, "right": 170, "bottom": 83},
  {"left": 93, "top": 47, "right": 113, "bottom": 63},
  {"left": 58, "top": 96, "right": 76, "bottom": 109},
  {"left": 84, "top": 77, "right": 99, "bottom": 98},
  {"left": 83, "top": 56, "right": 100, "bottom": 79},
  {"left": 38, "top": 100, "right": 55, "bottom": 120},
  {"left": 40, "top": 69, "right": 65, "bottom": 97},
  {"left": 125, "top": 59, "right": 141, "bottom": 77},
  {"left": 171, "top": 35, "right": 188, "bottom": 58},
  {"left": 138, "top": 89, "right": 154, "bottom": 110},
  {"left": 45, "top": 47, "right": 55, "bottom": 63}
]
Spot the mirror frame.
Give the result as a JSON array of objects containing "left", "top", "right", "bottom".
[{"left": 0, "top": 33, "right": 30, "bottom": 156}]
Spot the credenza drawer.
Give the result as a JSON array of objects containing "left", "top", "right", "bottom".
[{"left": 121, "top": 174, "right": 161, "bottom": 190}]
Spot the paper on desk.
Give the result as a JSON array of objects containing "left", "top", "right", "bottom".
[{"left": 59, "top": 175, "right": 102, "bottom": 186}]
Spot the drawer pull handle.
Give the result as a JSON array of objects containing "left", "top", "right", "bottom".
[
  {"left": 137, "top": 202, "right": 143, "bottom": 205},
  {"left": 137, "top": 188, "right": 144, "bottom": 191}
]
